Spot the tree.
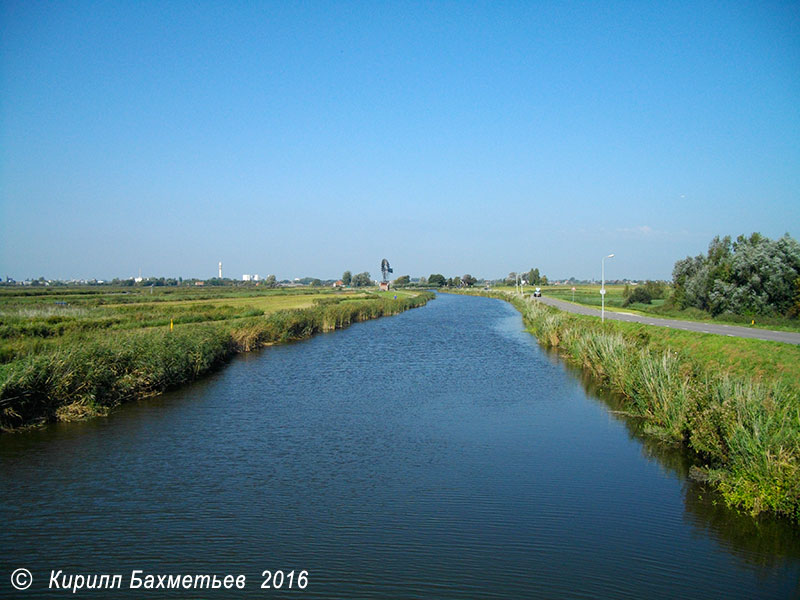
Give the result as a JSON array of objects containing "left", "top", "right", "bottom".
[
  {"left": 462, "top": 274, "right": 477, "bottom": 287},
  {"left": 342, "top": 271, "right": 352, "bottom": 286},
  {"left": 672, "top": 232, "right": 800, "bottom": 316},
  {"left": 393, "top": 275, "right": 411, "bottom": 286},
  {"left": 428, "top": 273, "right": 446, "bottom": 287},
  {"left": 311, "top": 278, "right": 322, "bottom": 287},
  {"left": 351, "top": 272, "right": 372, "bottom": 287},
  {"left": 623, "top": 286, "right": 653, "bottom": 306},
  {"left": 791, "top": 277, "right": 800, "bottom": 317},
  {"left": 526, "top": 268, "right": 541, "bottom": 286},
  {"left": 264, "top": 274, "right": 277, "bottom": 288}
]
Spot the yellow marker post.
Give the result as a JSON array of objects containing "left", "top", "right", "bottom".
[{"left": 170, "top": 319, "right": 174, "bottom": 331}]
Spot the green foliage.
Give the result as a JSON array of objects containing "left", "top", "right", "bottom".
[
  {"left": 672, "top": 233, "right": 800, "bottom": 316},
  {"left": 623, "top": 286, "right": 653, "bottom": 306},
  {"left": 462, "top": 274, "right": 477, "bottom": 287},
  {"left": 393, "top": 275, "right": 411, "bottom": 287},
  {"left": 622, "top": 281, "right": 667, "bottom": 307},
  {"left": 342, "top": 271, "right": 352, "bottom": 286},
  {"left": 428, "top": 273, "right": 446, "bottom": 287},
  {"left": 546, "top": 284, "right": 800, "bottom": 332},
  {"left": 350, "top": 272, "right": 372, "bottom": 287},
  {"left": 0, "top": 325, "right": 234, "bottom": 428},
  {"left": 791, "top": 277, "right": 800, "bottom": 318}
]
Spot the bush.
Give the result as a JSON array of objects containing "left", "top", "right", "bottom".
[
  {"left": 672, "top": 233, "right": 800, "bottom": 316},
  {"left": 623, "top": 286, "right": 654, "bottom": 306}
]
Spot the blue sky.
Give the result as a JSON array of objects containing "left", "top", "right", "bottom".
[{"left": 1, "top": 1, "right": 798, "bottom": 281}]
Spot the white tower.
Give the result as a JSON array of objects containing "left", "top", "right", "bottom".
[{"left": 218, "top": 261, "right": 223, "bottom": 279}]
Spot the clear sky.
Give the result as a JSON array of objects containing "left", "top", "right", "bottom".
[{"left": 1, "top": 1, "right": 798, "bottom": 282}]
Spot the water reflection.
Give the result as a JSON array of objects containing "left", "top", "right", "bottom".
[{"left": 567, "top": 358, "right": 800, "bottom": 573}]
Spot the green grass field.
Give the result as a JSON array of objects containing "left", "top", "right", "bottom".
[
  {"left": 0, "top": 286, "right": 405, "bottom": 363},
  {"left": 501, "top": 284, "right": 800, "bottom": 333}
]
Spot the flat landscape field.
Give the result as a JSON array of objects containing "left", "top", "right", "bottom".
[{"left": 0, "top": 286, "right": 422, "bottom": 363}]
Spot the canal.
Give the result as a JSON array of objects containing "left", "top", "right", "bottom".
[{"left": 2, "top": 293, "right": 798, "bottom": 598}]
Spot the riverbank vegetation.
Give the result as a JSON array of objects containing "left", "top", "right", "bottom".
[
  {"left": 0, "top": 287, "right": 433, "bottom": 430},
  {"left": 539, "top": 283, "right": 800, "bottom": 333},
  {"left": 537, "top": 232, "right": 800, "bottom": 332},
  {"left": 454, "top": 290, "right": 800, "bottom": 522}
]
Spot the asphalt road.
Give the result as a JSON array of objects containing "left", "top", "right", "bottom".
[{"left": 537, "top": 295, "right": 800, "bottom": 345}]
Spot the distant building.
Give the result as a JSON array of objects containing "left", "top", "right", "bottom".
[
  {"left": 333, "top": 280, "right": 344, "bottom": 288},
  {"left": 195, "top": 281, "right": 205, "bottom": 286},
  {"left": 242, "top": 274, "right": 252, "bottom": 281},
  {"left": 379, "top": 281, "right": 390, "bottom": 291}
]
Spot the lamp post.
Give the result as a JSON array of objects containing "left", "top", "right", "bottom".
[{"left": 601, "top": 254, "right": 615, "bottom": 322}]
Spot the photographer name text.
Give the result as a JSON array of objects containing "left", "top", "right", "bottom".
[{"left": 10, "top": 568, "right": 308, "bottom": 593}]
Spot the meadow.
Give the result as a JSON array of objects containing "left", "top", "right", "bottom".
[{"left": 0, "top": 286, "right": 432, "bottom": 430}]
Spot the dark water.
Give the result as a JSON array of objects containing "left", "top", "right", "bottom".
[{"left": 2, "top": 293, "right": 798, "bottom": 599}]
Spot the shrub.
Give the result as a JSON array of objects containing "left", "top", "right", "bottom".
[{"left": 623, "top": 286, "right": 654, "bottom": 306}]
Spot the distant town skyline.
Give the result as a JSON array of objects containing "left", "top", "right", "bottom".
[
  {"left": 2, "top": 3, "right": 798, "bottom": 282},
  {"left": 0, "top": 270, "right": 663, "bottom": 284}
]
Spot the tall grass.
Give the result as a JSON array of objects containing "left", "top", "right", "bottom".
[
  {"left": 460, "top": 290, "right": 800, "bottom": 521},
  {"left": 0, "top": 292, "right": 433, "bottom": 430}
]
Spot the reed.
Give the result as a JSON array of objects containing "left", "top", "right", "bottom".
[{"left": 0, "top": 292, "right": 433, "bottom": 430}]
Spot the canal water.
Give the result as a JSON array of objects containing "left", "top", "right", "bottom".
[{"left": 1, "top": 293, "right": 798, "bottom": 598}]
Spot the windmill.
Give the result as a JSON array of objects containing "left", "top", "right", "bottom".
[{"left": 380, "top": 258, "right": 393, "bottom": 283}]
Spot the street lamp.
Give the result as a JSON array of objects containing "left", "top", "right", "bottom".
[{"left": 601, "top": 254, "right": 615, "bottom": 322}]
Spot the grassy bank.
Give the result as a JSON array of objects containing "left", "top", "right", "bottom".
[
  {"left": 534, "top": 284, "right": 800, "bottom": 333},
  {"left": 457, "top": 290, "right": 800, "bottom": 522},
  {"left": 0, "top": 289, "right": 433, "bottom": 430}
]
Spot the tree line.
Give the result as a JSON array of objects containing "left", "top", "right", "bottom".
[
  {"left": 504, "top": 269, "right": 547, "bottom": 287},
  {"left": 341, "top": 271, "right": 373, "bottom": 287}
]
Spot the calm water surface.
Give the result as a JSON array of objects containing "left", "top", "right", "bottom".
[{"left": 2, "top": 293, "right": 799, "bottom": 598}]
